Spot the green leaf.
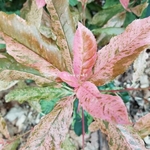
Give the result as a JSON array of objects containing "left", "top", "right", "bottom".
[
  {"left": 103, "top": 0, "right": 120, "bottom": 8},
  {"left": 40, "top": 98, "right": 60, "bottom": 114},
  {"left": 90, "top": 4, "right": 124, "bottom": 27},
  {"left": 3, "top": 139, "right": 20, "bottom": 150},
  {"left": 69, "top": 0, "right": 78, "bottom": 6},
  {"left": 92, "top": 27, "right": 124, "bottom": 36},
  {"left": 72, "top": 99, "right": 93, "bottom": 136},
  {"left": 5, "top": 85, "right": 73, "bottom": 103}
]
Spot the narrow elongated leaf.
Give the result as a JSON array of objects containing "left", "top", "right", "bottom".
[
  {"left": 76, "top": 81, "right": 130, "bottom": 124},
  {"left": 134, "top": 113, "right": 150, "bottom": 138},
  {"left": 46, "top": 0, "right": 75, "bottom": 72},
  {"left": 0, "top": 70, "right": 52, "bottom": 86},
  {"left": 58, "top": 71, "right": 79, "bottom": 88},
  {"left": 73, "top": 23, "right": 97, "bottom": 81},
  {"left": 89, "top": 120, "right": 147, "bottom": 150},
  {"left": 0, "top": 12, "right": 63, "bottom": 70},
  {"left": 5, "top": 85, "right": 73, "bottom": 103},
  {"left": 22, "top": 96, "right": 74, "bottom": 150},
  {"left": 90, "top": 16, "right": 150, "bottom": 86},
  {"left": 0, "top": 53, "right": 53, "bottom": 85},
  {"left": 0, "top": 32, "right": 59, "bottom": 80}
]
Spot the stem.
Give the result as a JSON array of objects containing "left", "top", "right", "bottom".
[
  {"left": 82, "top": 108, "right": 85, "bottom": 150},
  {"left": 81, "top": 0, "right": 87, "bottom": 25},
  {"left": 99, "top": 87, "right": 150, "bottom": 93}
]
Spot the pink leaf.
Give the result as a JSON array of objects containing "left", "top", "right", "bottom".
[
  {"left": 76, "top": 81, "right": 130, "bottom": 124},
  {"left": 58, "top": 71, "right": 79, "bottom": 88},
  {"left": 90, "top": 16, "right": 150, "bottom": 86},
  {"left": 119, "top": 0, "right": 130, "bottom": 10},
  {"left": 36, "top": 0, "right": 46, "bottom": 9},
  {"left": 0, "top": 32, "right": 59, "bottom": 80},
  {"left": 73, "top": 22, "right": 97, "bottom": 82},
  {"left": 22, "top": 96, "right": 74, "bottom": 150}
]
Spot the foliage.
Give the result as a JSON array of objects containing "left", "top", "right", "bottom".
[{"left": 0, "top": 0, "right": 150, "bottom": 149}]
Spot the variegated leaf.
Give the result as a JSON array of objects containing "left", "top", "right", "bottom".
[
  {"left": 76, "top": 81, "right": 130, "bottom": 124},
  {"left": 73, "top": 22, "right": 97, "bottom": 81},
  {"left": 46, "top": 0, "right": 75, "bottom": 73},
  {"left": 58, "top": 71, "right": 79, "bottom": 88},
  {"left": 0, "top": 70, "right": 52, "bottom": 86},
  {"left": 5, "top": 85, "right": 73, "bottom": 103},
  {"left": 134, "top": 113, "right": 150, "bottom": 138},
  {"left": 0, "top": 12, "right": 63, "bottom": 70},
  {"left": 22, "top": 96, "right": 74, "bottom": 150},
  {"left": 89, "top": 120, "right": 147, "bottom": 150},
  {"left": 0, "top": 32, "right": 59, "bottom": 80},
  {"left": 90, "top": 16, "right": 150, "bottom": 86}
]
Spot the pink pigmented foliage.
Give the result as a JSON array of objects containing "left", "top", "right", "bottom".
[
  {"left": 36, "top": 0, "right": 46, "bottom": 9},
  {"left": 73, "top": 22, "right": 97, "bottom": 82},
  {"left": 76, "top": 81, "right": 131, "bottom": 125},
  {"left": 119, "top": 0, "right": 130, "bottom": 10},
  {"left": 58, "top": 71, "right": 79, "bottom": 88}
]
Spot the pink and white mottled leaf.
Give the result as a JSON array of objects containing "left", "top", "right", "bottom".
[
  {"left": 90, "top": 16, "right": 150, "bottom": 86},
  {"left": 89, "top": 120, "right": 147, "bottom": 150},
  {"left": 58, "top": 71, "right": 79, "bottom": 88},
  {"left": 0, "top": 32, "right": 59, "bottom": 80},
  {"left": 22, "top": 96, "right": 74, "bottom": 150},
  {"left": 76, "top": 81, "right": 130, "bottom": 124},
  {"left": 134, "top": 113, "right": 150, "bottom": 138},
  {"left": 73, "top": 22, "right": 97, "bottom": 81},
  {"left": 36, "top": 0, "right": 46, "bottom": 9}
]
